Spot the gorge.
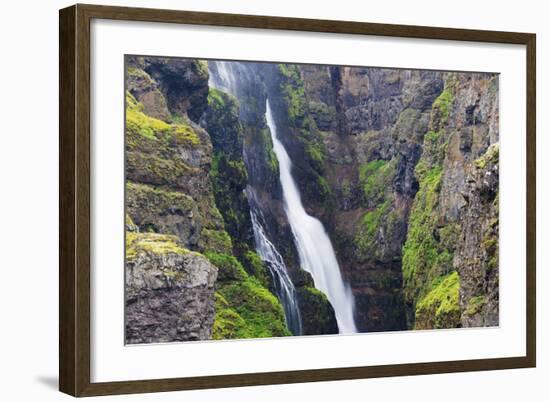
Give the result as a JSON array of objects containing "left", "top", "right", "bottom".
[{"left": 124, "top": 56, "right": 499, "bottom": 344}]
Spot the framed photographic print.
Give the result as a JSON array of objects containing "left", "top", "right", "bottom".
[{"left": 59, "top": 4, "right": 536, "bottom": 397}]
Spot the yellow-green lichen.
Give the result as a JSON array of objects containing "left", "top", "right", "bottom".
[
  {"left": 465, "top": 295, "right": 486, "bottom": 316},
  {"left": 415, "top": 271, "right": 461, "bottom": 329},
  {"left": 126, "top": 91, "right": 200, "bottom": 145},
  {"left": 475, "top": 143, "right": 499, "bottom": 170},
  {"left": 126, "top": 232, "right": 188, "bottom": 261}
]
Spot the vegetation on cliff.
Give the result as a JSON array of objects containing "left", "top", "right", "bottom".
[{"left": 206, "top": 252, "right": 291, "bottom": 339}]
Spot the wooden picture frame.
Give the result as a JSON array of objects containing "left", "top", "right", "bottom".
[{"left": 59, "top": 3, "right": 536, "bottom": 397}]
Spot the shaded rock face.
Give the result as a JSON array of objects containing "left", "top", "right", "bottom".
[
  {"left": 128, "top": 57, "right": 209, "bottom": 123},
  {"left": 296, "top": 286, "right": 338, "bottom": 335},
  {"left": 201, "top": 89, "right": 255, "bottom": 259},
  {"left": 455, "top": 144, "right": 499, "bottom": 327},
  {"left": 402, "top": 73, "right": 499, "bottom": 329},
  {"left": 125, "top": 234, "right": 218, "bottom": 343}
]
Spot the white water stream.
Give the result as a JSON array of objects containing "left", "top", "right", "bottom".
[
  {"left": 265, "top": 99, "right": 358, "bottom": 334},
  {"left": 250, "top": 208, "right": 302, "bottom": 335}
]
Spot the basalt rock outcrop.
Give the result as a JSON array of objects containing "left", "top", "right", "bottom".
[{"left": 125, "top": 232, "right": 218, "bottom": 343}]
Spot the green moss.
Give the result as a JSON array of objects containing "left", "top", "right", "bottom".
[
  {"left": 126, "top": 151, "right": 191, "bottom": 187},
  {"left": 217, "top": 277, "right": 291, "bottom": 338},
  {"left": 207, "top": 249, "right": 290, "bottom": 339},
  {"left": 212, "top": 293, "right": 248, "bottom": 340},
  {"left": 465, "top": 295, "right": 486, "bottom": 316},
  {"left": 126, "top": 232, "right": 188, "bottom": 261},
  {"left": 305, "top": 140, "right": 326, "bottom": 167},
  {"left": 355, "top": 201, "right": 391, "bottom": 259},
  {"left": 126, "top": 91, "right": 200, "bottom": 145},
  {"left": 171, "top": 125, "right": 201, "bottom": 146},
  {"left": 213, "top": 277, "right": 291, "bottom": 339},
  {"left": 432, "top": 88, "right": 454, "bottom": 123},
  {"left": 415, "top": 271, "right": 461, "bottom": 329},
  {"left": 208, "top": 152, "right": 252, "bottom": 256},
  {"left": 194, "top": 60, "right": 209, "bottom": 80},
  {"left": 207, "top": 87, "right": 226, "bottom": 108},
  {"left": 125, "top": 214, "right": 138, "bottom": 232},
  {"left": 126, "top": 182, "right": 197, "bottom": 225},
  {"left": 126, "top": 92, "right": 170, "bottom": 140},
  {"left": 475, "top": 143, "right": 499, "bottom": 169},
  {"left": 359, "top": 158, "right": 397, "bottom": 206},
  {"left": 359, "top": 160, "right": 386, "bottom": 180},
  {"left": 204, "top": 252, "right": 248, "bottom": 282},
  {"left": 278, "top": 64, "right": 307, "bottom": 124},
  {"left": 200, "top": 229, "right": 233, "bottom": 254},
  {"left": 241, "top": 250, "right": 269, "bottom": 287},
  {"left": 296, "top": 285, "right": 338, "bottom": 335},
  {"left": 402, "top": 166, "right": 450, "bottom": 305},
  {"left": 424, "top": 130, "right": 442, "bottom": 143}
]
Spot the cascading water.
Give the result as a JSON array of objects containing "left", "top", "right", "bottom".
[
  {"left": 208, "top": 61, "right": 304, "bottom": 335},
  {"left": 249, "top": 207, "right": 302, "bottom": 335},
  {"left": 208, "top": 61, "right": 239, "bottom": 95},
  {"left": 265, "top": 99, "right": 358, "bottom": 334}
]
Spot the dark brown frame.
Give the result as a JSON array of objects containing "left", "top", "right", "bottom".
[{"left": 59, "top": 3, "right": 536, "bottom": 397}]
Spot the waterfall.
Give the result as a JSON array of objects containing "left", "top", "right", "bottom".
[
  {"left": 249, "top": 207, "right": 302, "bottom": 335},
  {"left": 208, "top": 61, "right": 303, "bottom": 335},
  {"left": 208, "top": 61, "right": 239, "bottom": 95},
  {"left": 265, "top": 99, "right": 358, "bottom": 334}
]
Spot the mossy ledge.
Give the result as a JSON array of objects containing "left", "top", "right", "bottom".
[
  {"left": 414, "top": 271, "right": 461, "bottom": 329},
  {"left": 205, "top": 252, "right": 291, "bottom": 339}
]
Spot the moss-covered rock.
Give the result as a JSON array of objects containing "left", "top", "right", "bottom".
[
  {"left": 414, "top": 271, "right": 461, "bottom": 329},
  {"left": 240, "top": 250, "right": 270, "bottom": 288},
  {"left": 205, "top": 252, "right": 290, "bottom": 339},
  {"left": 199, "top": 229, "right": 233, "bottom": 254},
  {"left": 401, "top": 161, "right": 459, "bottom": 328},
  {"left": 204, "top": 88, "right": 244, "bottom": 160},
  {"left": 296, "top": 286, "right": 338, "bottom": 335},
  {"left": 126, "top": 182, "right": 201, "bottom": 249},
  {"left": 359, "top": 158, "right": 397, "bottom": 208},
  {"left": 204, "top": 252, "right": 247, "bottom": 282},
  {"left": 455, "top": 144, "right": 499, "bottom": 327},
  {"left": 216, "top": 277, "right": 291, "bottom": 338},
  {"left": 402, "top": 73, "right": 498, "bottom": 330},
  {"left": 203, "top": 87, "right": 257, "bottom": 267},
  {"left": 126, "top": 67, "right": 171, "bottom": 121}
]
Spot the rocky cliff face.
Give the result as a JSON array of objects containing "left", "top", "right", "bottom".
[
  {"left": 125, "top": 57, "right": 292, "bottom": 343},
  {"left": 403, "top": 73, "right": 499, "bottom": 329}
]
